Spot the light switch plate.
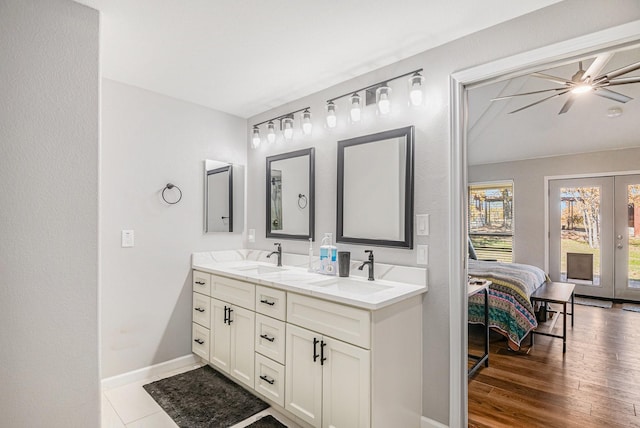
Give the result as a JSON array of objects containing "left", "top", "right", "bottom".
[
  {"left": 417, "top": 245, "right": 428, "bottom": 265},
  {"left": 248, "top": 228, "right": 256, "bottom": 243},
  {"left": 121, "top": 230, "right": 134, "bottom": 248},
  {"left": 416, "top": 214, "right": 429, "bottom": 236}
]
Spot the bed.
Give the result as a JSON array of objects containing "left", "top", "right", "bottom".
[{"left": 468, "top": 258, "right": 548, "bottom": 350}]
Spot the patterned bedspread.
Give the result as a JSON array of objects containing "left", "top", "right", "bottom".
[{"left": 468, "top": 259, "right": 547, "bottom": 350}]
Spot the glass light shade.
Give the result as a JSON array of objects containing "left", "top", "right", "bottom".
[
  {"left": 408, "top": 72, "right": 425, "bottom": 107},
  {"left": 282, "top": 117, "right": 294, "bottom": 140},
  {"left": 251, "top": 126, "right": 261, "bottom": 148},
  {"left": 301, "top": 109, "right": 312, "bottom": 135},
  {"left": 571, "top": 84, "right": 593, "bottom": 94},
  {"left": 376, "top": 85, "right": 391, "bottom": 115},
  {"left": 326, "top": 101, "right": 337, "bottom": 128},
  {"left": 267, "top": 121, "right": 276, "bottom": 144},
  {"left": 349, "top": 93, "right": 361, "bottom": 122}
]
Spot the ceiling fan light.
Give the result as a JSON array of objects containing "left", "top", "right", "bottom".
[{"left": 571, "top": 84, "right": 593, "bottom": 95}]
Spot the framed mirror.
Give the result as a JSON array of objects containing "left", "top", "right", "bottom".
[
  {"left": 266, "top": 148, "right": 315, "bottom": 241},
  {"left": 337, "top": 126, "right": 414, "bottom": 248},
  {"left": 204, "top": 159, "right": 244, "bottom": 233}
]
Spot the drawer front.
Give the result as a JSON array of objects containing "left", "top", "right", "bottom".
[
  {"left": 192, "top": 323, "right": 210, "bottom": 360},
  {"left": 193, "top": 271, "right": 211, "bottom": 296},
  {"left": 192, "top": 292, "right": 211, "bottom": 328},
  {"left": 255, "top": 353, "right": 285, "bottom": 407},
  {"left": 255, "top": 313, "right": 286, "bottom": 364},
  {"left": 211, "top": 274, "right": 255, "bottom": 310},
  {"left": 287, "top": 293, "right": 371, "bottom": 349},
  {"left": 255, "top": 285, "right": 286, "bottom": 321}
]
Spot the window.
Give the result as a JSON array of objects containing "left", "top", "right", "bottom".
[{"left": 468, "top": 181, "right": 514, "bottom": 262}]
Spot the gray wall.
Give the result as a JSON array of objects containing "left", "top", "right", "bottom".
[
  {"left": 100, "top": 80, "right": 247, "bottom": 377},
  {"left": 245, "top": 1, "right": 640, "bottom": 424},
  {"left": 0, "top": 0, "right": 100, "bottom": 426},
  {"left": 469, "top": 147, "right": 640, "bottom": 269}
]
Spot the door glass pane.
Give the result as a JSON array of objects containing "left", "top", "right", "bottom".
[
  {"left": 627, "top": 184, "right": 640, "bottom": 289},
  {"left": 560, "top": 186, "right": 601, "bottom": 285}
]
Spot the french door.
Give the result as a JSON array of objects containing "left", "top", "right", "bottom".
[{"left": 549, "top": 175, "right": 640, "bottom": 301}]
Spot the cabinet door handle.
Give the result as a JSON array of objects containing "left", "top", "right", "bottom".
[
  {"left": 260, "top": 334, "right": 275, "bottom": 342},
  {"left": 194, "top": 338, "right": 204, "bottom": 345},
  {"left": 223, "top": 306, "right": 229, "bottom": 324},
  {"left": 195, "top": 281, "right": 205, "bottom": 285},
  {"left": 320, "top": 340, "right": 327, "bottom": 366},
  {"left": 259, "top": 375, "right": 275, "bottom": 385},
  {"left": 227, "top": 307, "right": 233, "bottom": 325},
  {"left": 260, "top": 299, "right": 275, "bottom": 306},
  {"left": 313, "top": 337, "right": 320, "bottom": 362},
  {"left": 194, "top": 307, "right": 205, "bottom": 313}
]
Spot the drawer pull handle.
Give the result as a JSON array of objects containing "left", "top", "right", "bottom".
[
  {"left": 194, "top": 338, "right": 204, "bottom": 345},
  {"left": 313, "top": 337, "right": 319, "bottom": 362},
  {"left": 227, "top": 307, "right": 233, "bottom": 325},
  {"left": 195, "top": 281, "right": 205, "bottom": 285},
  {"left": 320, "top": 340, "right": 327, "bottom": 366},
  {"left": 259, "top": 375, "right": 275, "bottom": 385},
  {"left": 194, "top": 307, "right": 205, "bottom": 313},
  {"left": 260, "top": 299, "right": 275, "bottom": 306},
  {"left": 260, "top": 334, "right": 275, "bottom": 342}
]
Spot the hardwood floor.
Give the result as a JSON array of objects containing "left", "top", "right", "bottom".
[{"left": 468, "top": 302, "right": 640, "bottom": 428}]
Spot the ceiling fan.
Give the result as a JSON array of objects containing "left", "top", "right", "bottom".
[{"left": 492, "top": 52, "right": 640, "bottom": 114}]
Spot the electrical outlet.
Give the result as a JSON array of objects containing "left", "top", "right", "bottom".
[
  {"left": 416, "top": 214, "right": 429, "bottom": 236},
  {"left": 121, "top": 230, "right": 134, "bottom": 248},
  {"left": 417, "top": 244, "right": 428, "bottom": 265}
]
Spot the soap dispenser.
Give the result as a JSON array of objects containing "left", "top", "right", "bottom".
[{"left": 319, "top": 233, "right": 337, "bottom": 275}]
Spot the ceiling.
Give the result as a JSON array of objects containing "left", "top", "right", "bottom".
[
  {"left": 75, "top": 0, "right": 559, "bottom": 118},
  {"left": 468, "top": 44, "right": 640, "bottom": 165}
]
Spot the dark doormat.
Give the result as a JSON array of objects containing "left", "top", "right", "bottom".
[
  {"left": 143, "top": 365, "right": 269, "bottom": 427},
  {"left": 246, "top": 414, "right": 287, "bottom": 428}
]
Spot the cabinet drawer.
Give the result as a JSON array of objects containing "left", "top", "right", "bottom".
[
  {"left": 192, "top": 292, "right": 211, "bottom": 328},
  {"left": 192, "top": 323, "right": 209, "bottom": 360},
  {"left": 287, "top": 293, "right": 371, "bottom": 349},
  {"left": 255, "top": 313, "right": 286, "bottom": 364},
  {"left": 255, "top": 353, "right": 285, "bottom": 407},
  {"left": 211, "top": 274, "right": 255, "bottom": 310},
  {"left": 193, "top": 271, "right": 211, "bottom": 296},
  {"left": 255, "top": 285, "right": 286, "bottom": 321}
]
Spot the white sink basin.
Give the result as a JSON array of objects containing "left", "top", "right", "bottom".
[
  {"left": 233, "top": 264, "right": 288, "bottom": 275},
  {"left": 310, "top": 277, "right": 393, "bottom": 295}
]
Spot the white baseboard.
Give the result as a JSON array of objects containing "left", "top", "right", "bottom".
[
  {"left": 422, "top": 415, "right": 449, "bottom": 428},
  {"left": 101, "top": 354, "right": 202, "bottom": 391}
]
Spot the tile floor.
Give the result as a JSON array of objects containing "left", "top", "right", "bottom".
[{"left": 101, "top": 361, "right": 297, "bottom": 428}]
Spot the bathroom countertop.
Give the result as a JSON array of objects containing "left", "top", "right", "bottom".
[{"left": 192, "top": 257, "right": 427, "bottom": 310}]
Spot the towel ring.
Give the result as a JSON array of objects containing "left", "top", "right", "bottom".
[
  {"left": 298, "top": 193, "right": 308, "bottom": 209},
  {"left": 162, "top": 183, "right": 182, "bottom": 205}
]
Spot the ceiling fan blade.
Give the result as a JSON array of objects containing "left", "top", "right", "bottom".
[
  {"left": 595, "top": 60, "right": 640, "bottom": 82},
  {"left": 582, "top": 53, "right": 614, "bottom": 81},
  {"left": 508, "top": 89, "right": 570, "bottom": 114},
  {"left": 531, "top": 72, "right": 570, "bottom": 86},
  {"left": 606, "top": 76, "right": 640, "bottom": 86},
  {"left": 558, "top": 95, "right": 576, "bottom": 115},
  {"left": 491, "top": 87, "right": 567, "bottom": 101},
  {"left": 593, "top": 87, "right": 633, "bottom": 103}
]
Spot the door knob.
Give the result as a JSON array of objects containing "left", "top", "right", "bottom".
[
  {"left": 617, "top": 243, "right": 623, "bottom": 249},
  {"left": 617, "top": 234, "right": 623, "bottom": 240}
]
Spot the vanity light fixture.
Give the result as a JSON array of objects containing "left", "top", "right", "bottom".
[
  {"left": 325, "top": 101, "right": 337, "bottom": 128},
  {"left": 376, "top": 84, "right": 391, "bottom": 115},
  {"left": 349, "top": 93, "right": 362, "bottom": 122},
  {"left": 250, "top": 106, "right": 311, "bottom": 149},
  {"left": 408, "top": 71, "right": 425, "bottom": 107}
]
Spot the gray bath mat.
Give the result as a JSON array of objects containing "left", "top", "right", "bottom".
[
  {"left": 246, "top": 414, "right": 287, "bottom": 427},
  {"left": 622, "top": 303, "right": 640, "bottom": 313},
  {"left": 143, "top": 365, "right": 269, "bottom": 427},
  {"left": 573, "top": 297, "right": 612, "bottom": 308}
]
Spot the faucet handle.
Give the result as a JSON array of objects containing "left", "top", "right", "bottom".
[
  {"left": 364, "top": 250, "right": 374, "bottom": 260},
  {"left": 274, "top": 242, "right": 281, "bottom": 248}
]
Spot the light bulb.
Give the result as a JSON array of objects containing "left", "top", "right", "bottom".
[
  {"left": 282, "top": 117, "right": 294, "bottom": 140},
  {"left": 376, "top": 85, "right": 391, "bottom": 115},
  {"left": 409, "top": 88, "right": 423, "bottom": 106},
  {"left": 571, "top": 84, "right": 593, "bottom": 94},
  {"left": 408, "top": 72, "right": 425, "bottom": 107},
  {"left": 251, "top": 126, "right": 261, "bottom": 148},
  {"left": 349, "top": 93, "right": 361, "bottom": 123},
  {"left": 326, "top": 101, "right": 337, "bottom": 128},
  {"left": 301, "top": 109, "right": 312, "bottom": 135},
  {"left": 267, "top": 121, "right": 276, "bottom": 144}
]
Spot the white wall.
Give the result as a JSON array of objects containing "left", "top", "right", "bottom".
[
  {"left": 245, "top": 1, "right": 640, "bottom": 424},
  {"left": 0, "top": 0, "right": 100, "bottom": 426},
  {"left": 469, "top": 147, "right": 640, "bottom": 269},
  {"left": 100, "top": 79, "right": 247, "bottom": 377}
]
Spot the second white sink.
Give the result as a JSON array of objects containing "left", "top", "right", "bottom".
[{"left": 310, "top": 277, "right": 393, "bottom": 295}]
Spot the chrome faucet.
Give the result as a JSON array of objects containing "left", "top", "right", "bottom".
[
  {"left": 358, "top": 250, "right": 375, "bottom": 281},
  {"left": 267, "top": 242, "right": 282, "bottom": 267}
]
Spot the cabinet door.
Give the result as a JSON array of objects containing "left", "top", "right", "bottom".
[
  {"left": 285, "top": 324, "right": 323, "bottom": 428},
  {"left": 322, "top": 338, "right": 370, "bottom": 428},
  {"left": 209, "top": 298, "right": 231, "bottom": 373},
  {"left": 229, "top": 305, "right": 255, "bottom": 388}
]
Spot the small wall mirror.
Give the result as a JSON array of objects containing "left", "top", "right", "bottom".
[
  {"left": 337, "top": 126, "right": 414, "bottom": 248},
  {"left": 266, "top": 148, "right": 315, "bottom": 241},
  {"left": 204, "top": 159, "right": 244, "bottom": 233}
]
